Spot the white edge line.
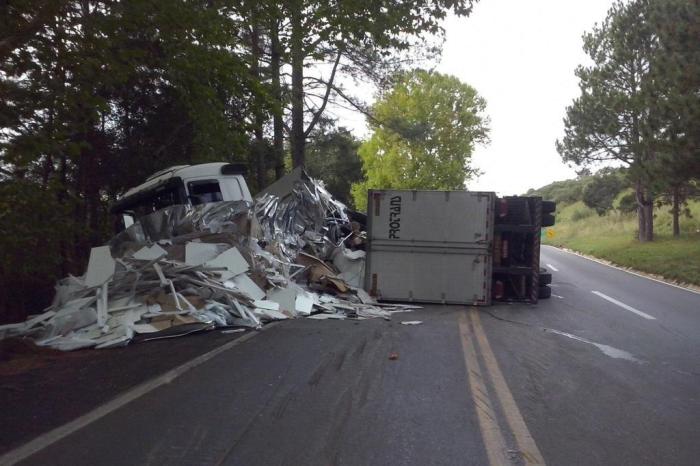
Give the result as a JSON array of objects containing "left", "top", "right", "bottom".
[
  {"left": 545, "top": 245, "right": 700, "bottom": 296},
  {"left": 0, "top": 325, "right": 277, "bottom": 466},
  {"left": 592, "top": 291, "right": 656, "bottom": 320},
  {"left": 546, "top": 263, "right": 559, "bottom": 272}
]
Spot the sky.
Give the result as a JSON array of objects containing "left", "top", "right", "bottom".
[
  {"left": 331, "top": 0, "right": 616, "bottom": 196},
  {"left": 436, "top": 0, "right": 615, "bottom": 194}
]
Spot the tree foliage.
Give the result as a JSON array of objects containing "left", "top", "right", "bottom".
[
  {"left": 556, "top": 0, "right": 699, "bottom": 241},
  {"left": 305, "top": 123, "right": 363, "bottom": 207},
  {"left": 351, "top": 70, "right": 489, "bottom": 210},
  {"left": 582, "top": 170, "right": 625, "bottom": 216}
]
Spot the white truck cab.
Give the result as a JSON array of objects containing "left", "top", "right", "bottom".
[{"left": 111, "top": 162, "right": 252, "bottom": 228}]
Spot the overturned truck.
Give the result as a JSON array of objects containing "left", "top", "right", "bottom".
[{"left": 0, "top": 164, "right": 554, "bottom": 350}]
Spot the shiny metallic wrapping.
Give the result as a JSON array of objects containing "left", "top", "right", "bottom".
[
  {"left": 109, "top": 200, "right": 251, "bottom": 255},
  {"left": 253, "top": 174, "right": 348, "bottom": 262}
]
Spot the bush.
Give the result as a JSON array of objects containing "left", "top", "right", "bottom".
[
  {"left": 618, "top": 192, "right": 637, "bottom": 213},
  {"left": 582, "top": 173, "right": 624, "bottom": 215},
  {"left": 571, "top": 209, "right": 593, "bottom": 221}
]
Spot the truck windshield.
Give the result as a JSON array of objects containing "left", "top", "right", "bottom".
[
  {"left": 188, "top": 180, "right": 223, "bottom": 205},
  {"left": 129, "top": 186, "right": 181, "bottom": 217}
]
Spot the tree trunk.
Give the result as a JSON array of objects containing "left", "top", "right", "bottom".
[
  {"left": 270, "top": 15, "right": 285, "bottom": 180},
  {"left": 58, "top": 154, "right": 70, "bottom": 276},
  {"left": 289, "top": 6, "right": 305, "bottom": 168},
  {"left": 643, "top": 200, "right": 653, "bottom": 241},
  {"left": 672, "top": 185, "right": 680, "bottom": 237},
  {"left": 635, "top": 181, "right": 654, "bottom": 242},
  {"left": 249, "top": 21, "right": 266, "bottom": 191}
]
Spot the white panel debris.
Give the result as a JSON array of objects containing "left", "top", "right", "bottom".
[
  {"left": 84, "top": 246, "right": 116, "bottom": 287},
  {"left": 266, "top": 287, "right": 297, "bottom": 314},
  {"left": 205, "top": 247, "right": 249, "bottom": 276},
  {"left": 232, "top": 274, "right": 265, "bottom": 300},
  {"left": 132, "top": 244, "right": 167, "bottom": 261},
  {"left": 252, "top": 300, "right": 281, "bottom": 311},
  {"left": 295, "top": 292, "right": 315, "bottom": 316},
  {"left": 185, "top": 242, "right": 224, "bottom": 266},
  {"left": 332, "top": 247, "right": 366, "bottom": 288}
]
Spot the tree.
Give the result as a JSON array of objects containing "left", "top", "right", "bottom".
[
  {"left": 0, "top": 0, "right": 261, "bottom": 320},
  {"left": 305, "top": 122, "right": 363, "bottom": 207},
  {"left": 558, "top": 0, "right": 700, "bottom": 241},
  {"left": 270, "top": 0, "right": 478, "bottom": 168},
  {"left": 556, "top": 0, "right": 658, "bottom": 241},
  {"left": 645, "top": 0, "right": 700, "bottom": 236},
  {"left": 582, "top": 169, "right": 625, "bottom": 216},
  {"left": 351, "top": 70, "right": 489, "bottom": 210}
]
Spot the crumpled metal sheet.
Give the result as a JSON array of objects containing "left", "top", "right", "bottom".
[
  {"left": 253, "top": 171, "right": 349, "bottom": 262},
  {"left": 109, "top": 222, "right": 148, "bottom": 258},
  {"left": 109, "top": 201, "right": 251, "bottom": 255},
  {"left": 139, "top": 200, "right": 252, "bottom": 241}
]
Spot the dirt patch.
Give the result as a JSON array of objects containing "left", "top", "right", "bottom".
[{"left": 0, "top": 338, "right": 87, "bottom": 376}]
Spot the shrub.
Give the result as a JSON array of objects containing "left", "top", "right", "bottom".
[
  {"left": 618, "top": 192, "right": 637, "bottom": 213},
  {"left": 571, "top": 209, "right": 593, "bottom": 221}
]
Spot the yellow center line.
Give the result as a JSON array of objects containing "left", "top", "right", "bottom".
[
  {"left": 470, "top": 307, "right": 546, "bottom": 465},
  {"left": 458, "top": 312, "right": 510, "bottom": 466}
]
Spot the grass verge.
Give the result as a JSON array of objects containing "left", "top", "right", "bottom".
[{"left": 544, "top": 200, "right": 700, "bottom": 286}]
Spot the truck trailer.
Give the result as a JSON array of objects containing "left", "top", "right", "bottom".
[{"left": 364, "top": 189, "right": 555, "bottom": 305}]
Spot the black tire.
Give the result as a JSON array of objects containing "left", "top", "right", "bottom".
[
  {"left": 538, "top": 285, "right": 552, "bottom": 299},
  {"left": 539, "top": 268, "right": 552, "bottom": 285},
  {"left": 542, "top": 200, "right": 556, "bottom": 214},
  {"left": 542, "top": 213, "right": 555, "bottom": 227}
]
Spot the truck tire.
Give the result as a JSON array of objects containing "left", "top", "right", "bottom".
[
  {"left": 542, "top": 213, "right": 555, "bottom": 227},
  {"left": 539, "top": 268, "right": 552, "bottom": 285},
  {"left": 542, "top": 200, "right": 556, "bottom": 214},
  {"left": 538, "top": 285, "right": 552, "bottom": 299}
]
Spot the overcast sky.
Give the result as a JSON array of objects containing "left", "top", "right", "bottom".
[
  {"left": 329, "top": 0, "right": 617, "bottom": 194},
  {"left": 436, "top": 0, "right": 615, "bottom": 194}
]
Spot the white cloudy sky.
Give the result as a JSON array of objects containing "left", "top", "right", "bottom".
[
  {"left": 332, "top": 0, "right": 615, "bottom": 195},
  {"left": 436, "top": 0, "right": 615, "bottom": 195}
]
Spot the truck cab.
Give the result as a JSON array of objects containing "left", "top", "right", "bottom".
[{"left": 110, "top": 162, "right": 252, "bottom": 228}]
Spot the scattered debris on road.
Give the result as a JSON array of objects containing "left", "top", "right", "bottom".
[
  {"left": 0, "top": 171, "right": 417, "bottom": 350},
  {"left": 400, "top": 321, "right": 423, "bottom": 325}
]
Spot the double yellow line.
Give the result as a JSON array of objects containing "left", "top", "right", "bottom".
[{"left": 459, "top": 308, "right": 545, "bottom": 466}]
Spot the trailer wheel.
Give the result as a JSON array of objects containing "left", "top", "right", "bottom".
[
  {"left": 542, "top": 200, "right": 556, "bottom": 214},
  {"left": 538, "top": 285, "right": 552, "bottom": 299},
  {"left": 542, "top": 213, "right": 555, "bottom": 227},
  {"left": 539, "top": 268, "right": 552, "bottom": 285}
]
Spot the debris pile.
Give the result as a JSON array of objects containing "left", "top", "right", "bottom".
[{"left": 0, "top": 169, "right": 417, "bottom": 350}]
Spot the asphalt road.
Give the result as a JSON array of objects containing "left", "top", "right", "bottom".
[{"left": 4, "top": 245, "right": 700, "bottom": 466}]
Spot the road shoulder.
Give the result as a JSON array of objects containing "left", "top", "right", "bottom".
[{"left": 0, "top": 329, "right": 253, "bottom": 454}]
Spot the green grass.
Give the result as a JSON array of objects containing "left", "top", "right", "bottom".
[{"left": 544, "top": 200, "right": 700, "bottom": 286}]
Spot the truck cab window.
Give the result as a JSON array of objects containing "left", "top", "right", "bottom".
[
  {"left": 152, "top": 188, "right": 179, "bottom": 211},
  {"left": 188, "top": 180, "right": 223, "bottom": 205}
]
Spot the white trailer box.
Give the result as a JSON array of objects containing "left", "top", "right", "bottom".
[{"left": 365, "top": 190, "right": 494, "bottom": 305}]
